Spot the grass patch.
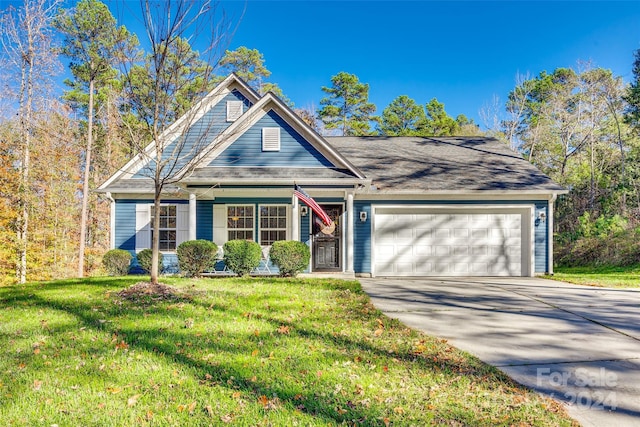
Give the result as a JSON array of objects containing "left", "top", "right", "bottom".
[
  {"left": 547, "top": 265, "right": 640, "bottom": 289},
  {"left": 0, "top": 276, "right": 576, "bottom": 426}
]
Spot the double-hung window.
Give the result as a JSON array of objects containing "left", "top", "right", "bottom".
[
  {"left": 259, "top": 205, "right": 287, "bottom": 246},
  {"left": 227, "top": 205, "right": 254, "bottom": 240},
  {"left": 151, "top": 205, "right": 177, "bottom": 250}
]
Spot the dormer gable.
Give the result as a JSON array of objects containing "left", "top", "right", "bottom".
[
  {"left": 177, "top": 91, "right": 366, "bottom": 180},
  {"left": 98, "top": 74, "right": 261, "bottom": 190}
]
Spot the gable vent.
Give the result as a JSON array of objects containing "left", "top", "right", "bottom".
[
  {"left": 226, "top": 100, "right": 243, "bottom": 122},
  {"left": 262, "top": 127, "right": 281, "bottom": 151}
]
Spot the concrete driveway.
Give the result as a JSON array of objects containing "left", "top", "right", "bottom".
[{"left": 359, "top": 277, "right": 640, "bottom": 427}]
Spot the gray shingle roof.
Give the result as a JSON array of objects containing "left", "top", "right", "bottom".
[
  {"left": 326, "top": 136, "right": 565, "bottom": 192},
  {"left": 185, "top": 167, "right": 359, "bottom": 181}
]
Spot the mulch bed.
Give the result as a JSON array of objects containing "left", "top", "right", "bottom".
[{"left": 117, "top": 281, "right": 189, "bottom": 302}]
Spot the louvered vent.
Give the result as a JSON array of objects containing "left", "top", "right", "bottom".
[
  {"left": 262, "top": 127, "right": 281, "bottom": 151},
  {"left": 226, "top": 100, "right": 243, "bottom": 121}
]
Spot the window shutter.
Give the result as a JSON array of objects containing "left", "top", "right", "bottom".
[
  {"left": 213, "top": 204, "right": 227, "bottom": 246},
  {"left": 176, "top": 204, "right": 190, "bottom": 246},
  {"left": 262, "top": 127, "right": 280, "bottom": 151},
  {"left": 226, "top": 100, "right": 243, "bottom": 122},
  {"left": 135, "top": 204, "right": 151, "bottom": 251}
]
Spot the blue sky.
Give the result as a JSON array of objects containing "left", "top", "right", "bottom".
[
  {"left": 216, "top": 0, "right": 640, "bottom": 127},
  {"left": 3, "top": 0, "right": 638, "bottom": 128}
]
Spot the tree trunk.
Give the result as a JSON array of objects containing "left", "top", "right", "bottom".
[
  {"left": 16, "top": 42, "right": 36, "bottom": 284},
  {"left": 78, "top": 78, "right": 95, "bottom": 277},
  {"left": 150, "top": 183, "right": 161, "bottom": 285}
]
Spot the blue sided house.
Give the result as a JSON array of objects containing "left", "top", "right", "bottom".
[{"left": 98, "top": 74, "right": 566, "bottom": 277}]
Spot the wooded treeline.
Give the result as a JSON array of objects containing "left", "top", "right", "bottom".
[{"left": 1, "top": 0, "right": 639, "bottom": 284}]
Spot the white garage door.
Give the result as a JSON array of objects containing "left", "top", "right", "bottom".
[{"left": 373, "top": 207, "right": 532, "bottom": 277}]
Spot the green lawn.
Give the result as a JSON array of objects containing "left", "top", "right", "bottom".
[
  {"left": 547, "top": 265, "right": 640, "bottom": 288},
  {"left": 0, "top": 277, "right": 576, "bottom": 426}
]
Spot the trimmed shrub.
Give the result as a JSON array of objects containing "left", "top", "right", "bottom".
[
  {"left": 269, "top": 240, "right": 310, "bottom": 277},
  {"left": 223, "top": 240, "right": 261, "bottom": 276},
  {"left": 137, "top": 249, "right": 163, "bottom": 274},
  {"left": 102, "top": 249, "right": 132, "bottom": 276},
  {"left": 177, "top": 240, "right": 218, "bottom": 277}
]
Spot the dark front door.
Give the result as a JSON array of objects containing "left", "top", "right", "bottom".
[{"left": 312, "top": 205, "right": 342, "bottom": 271}]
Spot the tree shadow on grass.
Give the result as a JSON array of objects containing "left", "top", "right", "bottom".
[{"left": 0, "top": 280, "right": 571, "bottom": 426}]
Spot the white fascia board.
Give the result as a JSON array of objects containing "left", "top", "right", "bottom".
[
  {"left": 355, "top": 190, "right": 567, "bottom": 201},
  {"left": 182, "top": 177, "right": 369, "bottom": 186},
  {"left": 372, "top": 203, "right": 535, "bottom": 212},
  {"left": 187, "top": 187, "right": 353, "bottom": 199},
  {"left": 98, "top": 75, "right": 260, "bottom": 191}
]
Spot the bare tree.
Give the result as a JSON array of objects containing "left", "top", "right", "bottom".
[
  {"left": 0, "top": 0, "right": 60, "bottom": 283},
  {"left": 118, "top": 0, "right": 239, "bottom": 285}
]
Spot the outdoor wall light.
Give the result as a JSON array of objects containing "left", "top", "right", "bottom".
[
  {"left": 359, "top": 211, "right": 368, "bottom": 222},
  {"left": 537, "top": 212, "right": 547, "bottom": 222},
  {"left": 300, "top": 206, "right": 308, "bottom": 216}
]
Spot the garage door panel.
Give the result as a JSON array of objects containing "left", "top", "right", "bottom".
[{"left": 373, "top": 208, "right": 528, "bottom": 277}]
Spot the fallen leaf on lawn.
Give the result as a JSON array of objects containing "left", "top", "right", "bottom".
[
  {"left": 258, "top": 395, "right": 269, "bottom": 406},
  {"left": 106, "top": 387, "right": 122, "bottom": 394},
  {"left": 383, "top": 366, "right": 388, "bottom": 372},
  {"left": 394, "top": 406, "right": 405, "bottom": 414},
  {"left": 115, "top": 341, "right": 129, "bottom": 350},
  {"left": 220, "top": 414, "right": 233, "bottom": 423},
  {"left": 232, "top": 391, "right": 241, "bottom": 399},
  {"left": 383, "top": 417, "right": 391, "bottom": 427},
  {"left": 33, "top": 380, "right": 42, "bottom": 391},
  {"left": 146, "top": 410, "right": 154, "bottom": 420},
  {"left": 374, "top": 328, "right": 384, "bottom": 337},
  {"left": 33, "top": 348, "right": 41, "bottom": 355},
  {"left": 251, "top": 349, "right": 259, "bottom": 357},
  {"left": 188, "top": 401, "right": 197, "bottom": 414},
  {"left": 254, "top": 329, "right": 260, "bottom": 336},
  {"left": 250, "top": 376, "right": 257, "bottom": 382},
  {"left": 277, "top": 325, "right": 290, "bottom": 334},
  {"left": 205, "top": 373, "right": 213, "bottom": 380},
  {"left": 127, "top": 394, "right": 141, "bottom": 406},
  {"left": 177, "top": 404, "right": 186, "bottom": 413},
  {"left": 205, "top": 405, "right": 214, "bottom": 417}
]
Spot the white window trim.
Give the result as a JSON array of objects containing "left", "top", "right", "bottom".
[
  {"left": 146, "top": 203, "right": 189, "bottom": 253},
  {"left": 258, "top": 204, "right": 290, "bottom": 246},
  {"left": 226, "top": 100, "right": 244, "bottom": 122},
  {"left": 151, "top": 204, "right": 178, "bottom": 252},
  {"left": 262, "top": 127, "right": 281, "bottom": 151},
  {"left": 226, "top": 204, "right": 255, "bottom": 241}
]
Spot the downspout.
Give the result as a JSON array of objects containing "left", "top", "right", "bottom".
[
  {"left": 106, "top": 192, "right": 115, "bottom": 250},
  {"left": 547, "top": 194, "right": 557, "bottom": 275}
]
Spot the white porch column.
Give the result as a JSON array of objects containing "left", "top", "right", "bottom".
[
  {"left": 291, "top": 195, "right": 299, "bottom": 241},
  {"left": 189, "top": 193, "right": 197, "bottom": 241},
  {"left": 346, "top": 191, "right": 354, "bottom": 273},
  {"left": 547, "top": 195, "right": 556, "bottom": 275}
]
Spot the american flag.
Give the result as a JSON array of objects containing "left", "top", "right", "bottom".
[{"left": 294, "top": 184, "right": 333, "bottom": 226}]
